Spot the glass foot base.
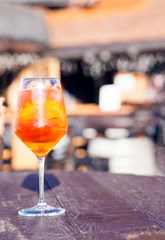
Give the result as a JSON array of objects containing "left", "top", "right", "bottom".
[{"left": 18, "top": 203, "right": 65, "bottom": 217}]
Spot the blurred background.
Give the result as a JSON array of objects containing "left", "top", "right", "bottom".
[{"left": 0, "top": 0, "right": 165, "bottom": 176}]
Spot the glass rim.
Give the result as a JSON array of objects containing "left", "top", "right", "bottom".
[
  {"left": 21, "top": 78, "right": 60, "bottom": 81},
  {"left": 20, "top": 78, "right": 61, "bottom": 90}
]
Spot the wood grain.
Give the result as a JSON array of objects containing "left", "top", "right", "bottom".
[
  {"left": 0, "top": 171, "right": 82, "bottom": 240},
  {"left": 1, "top": 170, "right": 165, "bottom": 240},
  {"left": 45, "top": 171, "right": 164, "bottom": 239},
  {"left": 88, "top": 171, "right": 165, "bottom": 230}
]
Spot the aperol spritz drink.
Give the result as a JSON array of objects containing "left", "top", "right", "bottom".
[{"left": 14, "top": 78, "right": 68, "bottom": 217}]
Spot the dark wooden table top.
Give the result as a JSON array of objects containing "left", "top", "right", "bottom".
[{"left": 1, "top": 170, "right": 165, "bottom": 240}]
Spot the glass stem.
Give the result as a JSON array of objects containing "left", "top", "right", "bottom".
[{"left": 38, "top": 157, "right": 46, "bottom": 205}]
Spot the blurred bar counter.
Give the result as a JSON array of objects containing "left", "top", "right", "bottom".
[
  {"left": 66, "top": 103, "right": 136, "bottom": 116},
  {"left": 3, "top": 102, "right": 161, "bottom": 172},
  {"left": 2, "top": 104, "right": 136, "bottom": 171}
]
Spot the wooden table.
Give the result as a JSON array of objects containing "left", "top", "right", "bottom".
[{"left": 1, "top": 170, "right": 165, "bottom": 239}]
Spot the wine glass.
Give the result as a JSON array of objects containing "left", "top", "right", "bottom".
[{"left": 14, "top": 78, "right": 68, "bottom": 217}]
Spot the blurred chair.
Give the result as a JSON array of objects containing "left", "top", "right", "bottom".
[
  {"left": 0, "top": 97, "right": 6, "bottom": 171},
  {"left": 88, "top": 136, "right": 158, "bottom": 176}
]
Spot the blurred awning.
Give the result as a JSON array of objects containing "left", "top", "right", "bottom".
[
  {"left": 1, "top": 0, "right": 164, "bottom": 57},
  {"left": 0, "top": 0, "right": 99, "bottom": 8},
  {"left": 1, "top": 0, "right": 70, "bottom": 7},
  {"left": 0, "top": 3, "right": 48, "bottom": 52},
  {"left": 0, "top": 0, "right": 164, "bottom": 73},
  {"left": 43, "top": 0, "right": 165, "bottom": 58},
  {"left": 0, "top": 0, "right": 99, "bottom": 53}
]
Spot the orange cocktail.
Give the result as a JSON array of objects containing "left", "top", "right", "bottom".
[
  {"left": 15, "top": 86, "right": 68, "bottom": 157},
  {"left": 14, "top": 78, "right": 68, "bottom": 217}
]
